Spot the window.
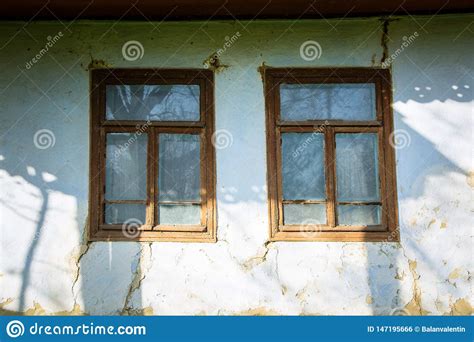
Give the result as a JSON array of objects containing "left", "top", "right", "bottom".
[
  {"left": 89, "top": 69, "right": 216, "bottom": 242},
  {"left": 264, "top": 68, "right": 399, "bottom": 242}
]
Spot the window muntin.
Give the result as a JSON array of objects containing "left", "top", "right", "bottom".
[
  {"left": 265, "top": 68, "right": 398, "bottom": 242},
  {"left": 89, "top": 69, "right": 216, "bottom": 242}
]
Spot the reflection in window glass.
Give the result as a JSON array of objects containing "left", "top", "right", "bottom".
[
  {"left": 281, "top": 133, "right": 326, "bottom": 200},
  {"left": 280, "top": 83, "right": 375, "bottom": 121},
  {"left": 336, "top": 133, "right": 380, "bottom": 202},
  {"left": 158, "top": 134, "right": 201, "bottom": 202},
  {"left": 106, "top": 85, "right": 200, "bottom": 121},
  {"left": 105, "top": 133, "right": 147, "bottom": 200}
]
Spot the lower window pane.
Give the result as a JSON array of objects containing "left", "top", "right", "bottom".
[
  {"left": 337, "top": 205, "right": 381, "bottom": 226},
  {"left": 283, "top": 203, "right": 326, "bottom": 225},
  {"left": 158, "top": 204, "right": 200, "bottom": 225},
  {"left": 105, "top": 204, "right": 146, "bottom": 224}
]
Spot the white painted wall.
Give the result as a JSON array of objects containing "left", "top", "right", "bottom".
[{"left": 0, "top": 15, "right": 472, "bottom": 315}]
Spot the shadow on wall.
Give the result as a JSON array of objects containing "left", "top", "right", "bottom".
[
  {"left": 0, "top": 143, "right": 143, "bottom": 315},
  {"left": 365, "top": 57, "right": 473, "bottom": 314},
  {"left": 0, "top": 30, "right": 472, "bottom": 314}
]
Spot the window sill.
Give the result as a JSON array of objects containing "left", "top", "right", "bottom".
[
  {"left": 270, "top": 230, "right": 399, "bottom": 242},
  {"left": 89, "top": 228, "right": 216, "bottom": 243}
]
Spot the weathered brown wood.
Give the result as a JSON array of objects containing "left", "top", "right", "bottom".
[
  {"left": 89, "top": 68, "right": 216, "bottom": 242},
  {"left": 325, "top": 126, "right": 336, "bottom": 228},
  {"left": 264, "top": 67, "right": 399, "bottom": 242}
]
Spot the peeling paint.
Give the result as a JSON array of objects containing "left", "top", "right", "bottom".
[
  {"left": 446, "top": 298, "right": 472, "bottom": 315},
  {"left": 466, "top": 171, "right": 474, "bottom": 188},
  {"left": 403, "top": 260, "right": 430, "bottom": 315},
  {"left": 0, "top": 16, "right": 472, "bottom": 316},
  {"left": 448, "top": 268, "right": 462, "bottom": 280},
  {"left": 235, "top": 307, "right": 280, "bottom": 316},
  {"left": 242, "top": 241, "right": 272, "bottom": 271},
  {"left": 257, "top": 61, "right": 267, "bottom": 82},
  {"left": 24, "top": 302, "right": 46, "bottom": 315}
]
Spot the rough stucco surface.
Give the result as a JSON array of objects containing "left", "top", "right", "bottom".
[{"left": 0, "top": 15, "right": 472, "bottom": 315}]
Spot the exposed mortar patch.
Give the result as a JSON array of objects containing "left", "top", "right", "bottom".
[
  {"left": 257, "top": 62, "right": 267, "bottom": 82},
  {"left": 446, "top": 298, "right": 473, "bottom": 315},
  {"left": 234, "top": 307, "right": 280, "bottom": 316},
  {"left": 85, "top": 57, "right": 113, "bottom": 71},
  {"left": 467, "top": 171, "right": 474, "bottom": 188},
  {"left": 203, "top": 52, "right": 228, "bottom": 73},
  {"left": 403, "top": 260, "right": 430, "bottom": 315},
  {"left": 242, "top": 241, "right": 272, "bottom": 271}
]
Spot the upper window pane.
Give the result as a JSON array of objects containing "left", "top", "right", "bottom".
[
  {"left": 336, "top": 133, "right": 380, "bottom": 202},
  {"left": 105, "top": 133, "right": 147, "bottom": 200},
  {"left": 158, "top": 134, "right": 201, "bottom": 202},
  {"left": 281, "top": 133, "right": 326, "bottom": 200},
  {"left": 280, "top": 83, "right": 376, "bottom": 121},
  {"left": 106, "top": 85, "right": 200, "bottom": 121}
]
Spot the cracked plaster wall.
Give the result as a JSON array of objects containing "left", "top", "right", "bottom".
[{"left": 0, "top": 15, "right": 472, "bottom": 315}]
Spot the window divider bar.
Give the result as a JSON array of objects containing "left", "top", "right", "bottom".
[
  {"left": 146, "top": 127, "right": 157, "bottom": 227},
  {"left": 102, "top": 121, "right": 205, "bottom": 128},
  {"left": 325, "top": 126, "right": 336, "bottom": 228},
  {"left": 278, "top": 120, "right": 382, "bottom": 127},
  {"left": 282, "top": 199, "right": 326, "bottom": 204},
  {"left": 105, "top": 199, "right": 147, "bottom": 204},
  {"left": 158, "top": 201, "right": 201, "bottom": 205},
  {"left": 337, "top": 201, "right": 382, "bottom": 205}
]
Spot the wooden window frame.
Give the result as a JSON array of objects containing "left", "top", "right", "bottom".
[
  {"left": 89, "top": 69, "right": 216, "bottom": 242},
  {"left": 264, "top": 67, "right": 399, "bottom": 242}
]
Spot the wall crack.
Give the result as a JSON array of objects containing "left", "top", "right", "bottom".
[{"left": 121, "top": 243, "right": 153, "bottom": 315}]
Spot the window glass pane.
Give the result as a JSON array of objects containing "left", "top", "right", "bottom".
[
  {"left": 105, "top": 203, "right": 146, "bottom": 224},
  {"left": 282, "top": 133, "right": 325, "bottom": 200},
  {"left": 280, "top": 83, "right": 375, "bottom": 121},
  {"left": 283, "top": 204, "right": 326, "bottom": 225},
  {"left": 336, "top": 133, "right": 380, "bottom": 202},
  {"left": 105, "top": 133, "right": 147, "bottom": 200},
  {"left": 337, "top": 205, "right": 381, "bottom": 226},
  {"left": 158, "top": 134, "right": 200, "bottom": 202},
  {"left": 158, "top": 204, "right": 200, "bottom": 225},
  {"left": 106, "top": 85, "right": 200, "bottom": 121}
]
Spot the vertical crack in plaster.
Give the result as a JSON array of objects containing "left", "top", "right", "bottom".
[
  {"left": 122, "top": 243, "right": 153, "bottom": 315},
  {"left": 399, "top": 245, "right": 430, "bottom": 315},
  {"left": 379, "top": 18, "right": 390, "bottom": 65},
  {"left": 71, "top": 221, "right": 92, "bottom": 312},
  {"left": 274, "top": 248, "right": 287, "bottom": 295}
]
